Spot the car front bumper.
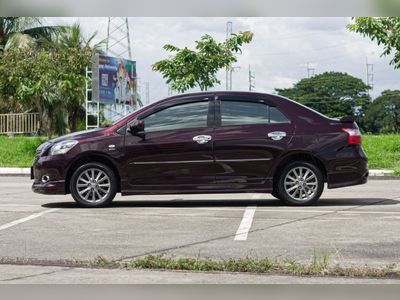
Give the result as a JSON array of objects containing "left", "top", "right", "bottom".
[
  {"left": 32, "top": 179, "right": 66, "bottom": 194},
  {"left": 31, "top": 155, "right": 71, "bottom": 195}
]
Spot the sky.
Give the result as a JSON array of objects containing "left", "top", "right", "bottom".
[{"left": 47, "top": 17, "right": 399, "bottom": 103}]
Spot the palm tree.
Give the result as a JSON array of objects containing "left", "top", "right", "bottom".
[
  {"left": 0, "top": 17, "right": 61, "bottom": 51},
  {"left": 51, "top": 23, "right": 105, "bottom": 132}
]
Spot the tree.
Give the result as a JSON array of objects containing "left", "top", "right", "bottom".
[
  {"left": 152, "top": 31, "right": 253, "bottom": 93},
  {"left": 347, "top": 17, "right": 400, "bottom": 69},
  {"left": 363, "top": 90, "right": 400, "bottom": 134},
  {"left": 49, "top": 23, "right": 104, "bottom": 132},
  {"left": 276, "top": 72, "right": 371, "bottom": 119},
  {"left": 0, "top": 17, "right": 63, "bottom": 117},
  {"left": 0, "top": 45, "right": 95, "bottom": 138},
  {"left": 0, "top": 17, "right": 61, "bottom": 52}
]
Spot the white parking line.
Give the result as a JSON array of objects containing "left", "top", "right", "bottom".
[
  {"left": 234, "top": 194, "right": 261, "bottom": 241},
  {"left": 0, "top": 209, "right": 59, "bottom": 232}
]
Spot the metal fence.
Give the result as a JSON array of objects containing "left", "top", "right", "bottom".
[{"left": 0, "top": 113, "right": 40, "bottom": 135}]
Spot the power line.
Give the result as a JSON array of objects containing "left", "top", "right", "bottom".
[
  {"left": 251, "top": 40, "right": 364, "bottom": 57},
  {"left": 254, "top": 31, "right": 328, "bottom": 42}
]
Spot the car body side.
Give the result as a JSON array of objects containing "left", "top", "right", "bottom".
[{"left": 32, "top": 91, "right": 368, "bottom": 195}]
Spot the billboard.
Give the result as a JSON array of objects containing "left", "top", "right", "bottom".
[{"left": 92, "top": 55, "right": 137, "bottom": 106}]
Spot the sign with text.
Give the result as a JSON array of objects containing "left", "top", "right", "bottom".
[{"left": 92, "top": 55, "right": 137, "bottom": 105}]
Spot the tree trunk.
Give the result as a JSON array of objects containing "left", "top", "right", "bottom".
[
  {"left": 34, "top": 96, "right": 44, "bottom": 136},
  {"left": 45, "top": 110, "right": 53, "bottom": 140},
  {"left": 69, "top": 110, "right": 78, "bottom": 132}
]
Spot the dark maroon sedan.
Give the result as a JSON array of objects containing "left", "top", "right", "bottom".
[{"left": 32, "top": 91, "right": 368, "bottom": 207}]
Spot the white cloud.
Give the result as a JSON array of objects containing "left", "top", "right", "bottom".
[{"left": 45, "top": 17, "right": 400, "bottom": 101}]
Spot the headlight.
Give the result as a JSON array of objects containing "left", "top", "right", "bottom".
[{"left": 50, "top": 140, "right": 78, "bottom": 156}]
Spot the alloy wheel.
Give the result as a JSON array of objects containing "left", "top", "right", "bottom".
[
  {"left": 284, "top": 166, "right": 318, "bottom": 202},
  {"left": 76, "top": 168, "right": 111, "bottom": 203}
]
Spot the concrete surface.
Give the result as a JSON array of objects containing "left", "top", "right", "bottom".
[
  {"left": 0, "top": 264, "right": 398, "bottom": 284},
  {"left": 0, "top": 176, "right": 399, "bottom": 283}
]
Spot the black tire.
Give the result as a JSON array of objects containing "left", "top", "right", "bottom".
[
  {"left": 70, "top": 162, "right": 117, "bottom": 208},
  {"left": 275, "top": 161, "right": 324, "bottom": 206},
  {"left": 271, "top": 190, "right": 280, "bottom": 199}
]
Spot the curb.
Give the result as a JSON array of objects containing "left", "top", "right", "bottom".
[{"left": 0, "top": 168, "right": 30, "bottom": 176}]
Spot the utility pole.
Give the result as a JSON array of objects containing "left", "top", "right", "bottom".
[
  {"left": 366, "top": 57, "right": 374, "bottom": 90},
  {"left": 144, "top": 82, "right": 150, "bottom": 105},
  {"left": 167, "top": 85, "right": 173, "bottom": 96},
  {"left": 226, "top": 21, "right": 233, "bottom": 90},
  {"left": 249, "top": 65, "right": 255, "bottom": 91},
  {"left": 306, "top": 62, "right": 315, "bottom": 78}
]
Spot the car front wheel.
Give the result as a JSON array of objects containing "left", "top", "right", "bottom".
[
  {"left": 70, "top": 162, "right": 117, "bottom": 208},
  {"left": 276, "top": 161, "right": 324, "bottom": 206}
]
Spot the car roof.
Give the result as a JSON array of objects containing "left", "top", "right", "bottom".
[{"left": 161, "top": 91, "right": 277, "bottom": 101}]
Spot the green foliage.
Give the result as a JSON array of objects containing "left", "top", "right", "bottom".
[
  {"left": 363, "top": 134, "right": 400, "bottom": 175},
  {"left": 0, "top": 17, "right": 42, "bottom": 50},
  {"left": 0, "top": 23, "right": 102, "bottom": 137},
  {"left": 362, "top": 90, "right": 400, "bottom": 134},
  {"left": 49, "top": 24, "right": 104, "bottom": 133},
  {"left": 0, "top": 136, "right": 47, "bottom": 167},
  {"left": 152, "top": 31, "right": 253, "bottom": 93},
  {"left": 276, "top": 72, "right": 371, "bottom": 119},
  {"left": 348, "top": 17, "right": 400, "bottom": 69}
]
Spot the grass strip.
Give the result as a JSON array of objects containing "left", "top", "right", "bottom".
[
  {"left": 1, "top": 252, "right": 398, "bottom": 279},
  {"left": 94, "top": 252, "right": 399, "bottom": 279},
  {"left": 0, "top": 136, "right": 47, "bottom": 168},
  {"left": 363, "top": 134, "right": 400, "bottom": 175}
]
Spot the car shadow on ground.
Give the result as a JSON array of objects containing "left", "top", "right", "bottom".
[{"left": 41, "top": 197, "right": 399, "bottom": 209}]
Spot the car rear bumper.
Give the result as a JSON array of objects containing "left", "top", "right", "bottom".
[
  {"left": 325, "top": 146, "right": 368, "bottom": 189},
  {"left": 328, "top": 169, "right": 368, "bottom": 189}
]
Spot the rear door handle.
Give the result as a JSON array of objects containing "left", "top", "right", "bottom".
[
  {"left": 268, "top": 131, "right": 287, "bottom": 141},
  {"left": 193, "top": 135, "right": 212, "bottom": 144}
]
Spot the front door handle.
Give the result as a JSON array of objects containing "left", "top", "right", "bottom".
[
  {"left": 268, "top": 131, "right": 287, "bottom": 141},
  {"left": 193, "top": 135, "right": 212, "bottom": 145}
]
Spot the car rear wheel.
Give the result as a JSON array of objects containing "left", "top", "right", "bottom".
[
  {"left": 276, "top": 161, "right": 324, "bottom": 206},
  {"left": 70, "top": 162, "right": 117, "bottom": 208}
]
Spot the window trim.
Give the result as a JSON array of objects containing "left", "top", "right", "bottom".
[
  {"left": 134, "top": 98, "right": 214, "bottom": 134},
  {"left": 216, "top": 98, "right": 291, "bottom": 127}
]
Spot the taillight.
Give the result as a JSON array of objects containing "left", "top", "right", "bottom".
[{"left": 342, "top": 128, "right": 361, "bottom": 145}]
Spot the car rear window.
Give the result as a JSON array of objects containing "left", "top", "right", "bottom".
[{"left": 220, "top": 101, "right": 290, "bottom": 126}]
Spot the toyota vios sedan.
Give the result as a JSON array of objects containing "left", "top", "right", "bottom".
[{"left": 32, "top": 91, "right": 368, "bottom": 207}]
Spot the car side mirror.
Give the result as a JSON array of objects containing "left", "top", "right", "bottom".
[{"left": 128, "top": 120, "right": 145, "bottom": 140}]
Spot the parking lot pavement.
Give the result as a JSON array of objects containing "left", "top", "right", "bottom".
[{"left": 0, "top": 176, "right": 399, "bottom": 282}]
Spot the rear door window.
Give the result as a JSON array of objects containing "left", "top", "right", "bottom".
[
  {"left": 220, "top": 101, "right": 289, "bottom": 126},
  {"left": 269, "top": 106, "right": 290, "bottom": 124},
  {"left": 221, "top": 101, "right": 268, "bottom": 126}
]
